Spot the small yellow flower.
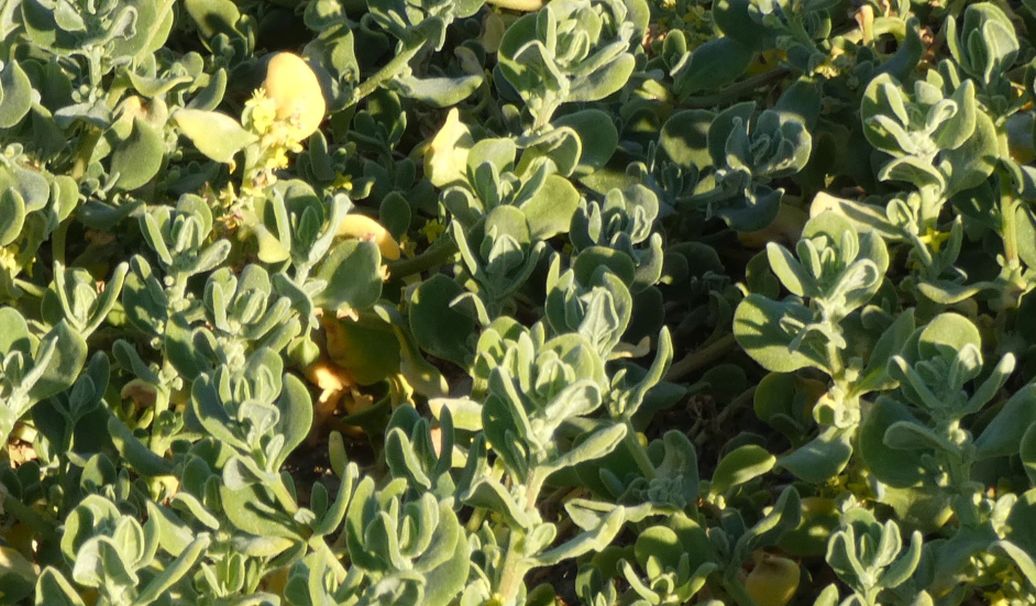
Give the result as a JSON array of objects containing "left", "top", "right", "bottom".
[
  {"left": 919, "top": 226, "right": 950, "bottom": 252},
  {"left": 243, "top": 89, "right": 279, "bottom": 135},
  {"left": 331, "top": 174, "right": 354, "bottom": 192},
  {"left": 420, "top": 219, "right": 445, "bottom": 243}
]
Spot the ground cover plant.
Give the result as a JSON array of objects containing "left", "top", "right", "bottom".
[{"left": 4, "top": 0, "right": 1036, "bottom": 603}]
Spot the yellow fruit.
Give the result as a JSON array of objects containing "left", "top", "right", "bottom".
[
  {"left": 745, "top": 554, "right": 800, "bottom": 606},
  {"left": 263, "top": 565, "right": 291, "bottom": 596},
  {"left": 336, "top": 214, "right": 401, "bottom": 260},
  {"left": 424, "top": 107, "right": 473, "bottom": 187},
  {"left": 121, "top": 378, "right": 158, "bottom": 407},
  {"left": 263, "top": 52, "right": 326, "bottom": 140},
  {"left": 305, "top": 359, "right": 354, "bottom": 399}
]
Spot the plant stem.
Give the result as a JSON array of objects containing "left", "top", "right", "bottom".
[
  {"left": 387, "top": 237, "right": 459, "bottom": 280},
  {"left": 349, "top": 41, "right": 425, "bottom": 108},
  {"left": 682, "top": 68, "right": 790, "bottom": 108},
  {"left": 1000, "top": 177, "right": 1020, "bottom": 267},
  {"left": 666, "top": 333, "right": 737, "bottom": 381},
  {"left": 623, "top": 423, "right": 657, "bottom": 480},
  {"left": 70, "top": 128, "right": 102, "bottom": 181},
  {"left": 13, "top": 279, "right": 45, "bottom": 298},
  {"left": 52, "top": 220, "right": 69, "bottom": 266},
  {"left": 715, "top": 385, "right": 757, "bottom": 427},
  {"left": 496, "top": 468, "right": 547, "bottom": 605},
  {"left": 2, "top": 489, "right": 58, "bottom": 537},
  {"left": 311, "top": 538, "right": 350, "bottom": 582},
  {"left": 496, "top": 531, "right": 528, "bottom": 606}
]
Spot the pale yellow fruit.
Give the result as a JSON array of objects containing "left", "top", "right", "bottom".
[
  {"left": 121, "top": 378, "right": 158, "bottom": 407},
  {"left": 305, "top": 359, "right": 354, "bottom": 400},
  {"left": 424, "top": 108, "right": 473, "bottom": 187},
  {"left": 336, "top": 214, "right": 401, "bottom": 260},
  {"left": 745, "top": 554, "right": 800, "bottom": 606},
  {"left": 263, "top": 52, "right": 326, "bottom": 140}
]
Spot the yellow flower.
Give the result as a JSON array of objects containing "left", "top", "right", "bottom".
[
  {"left": 746, "top": 554, "right": 800, "bottom": 606},
  {"left": 420, "top": 218, "right": 445, "bottom": 243},
  {"left": 337, "top": 214, "right": 402, "bottom": 260},
  {"left": 919, "top": 226, "right": 950, "bottom": 252}
]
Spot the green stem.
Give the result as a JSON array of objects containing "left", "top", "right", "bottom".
[
  {"left": 623, "top": 423, "right": 657, "bottom": 480},
  {"left": 714, "top": 385, "right": 757, "bottom": 428},
  {"left": 12, "top": 279, "right": 45, "bottom": 299},
  {"left": 666, "top": 333, "right": 737, "bottom": 381},
  {"left": 496, "top": 468, "right": 547, "bottom": 605},
  {"left": 495, "top": 531, "right": 529, "bottom": 606},
  {"left": 387, "top": 237, "right": 459, "bottom": 280},
  {"left": 310, "top": 537, "right": 349, "bottom": 583},
  {"left": 1000, "top": 177, "right": 1020, "bottom": 267},
  {"left": 271, "top": 477, "right": 300, "bottom": 516},
  {"left": 825, "top": 327, "right": 846, "bottom": 381},
  {"left": 465, "top": 505, "right": 488, "bottom": 533},
  {"left": 2, "top": 488, "right": 58, "bottom": 538},
  {"left": 70, "top": 128, "right": 102, "bottom": 181},
  {"left": 52, "top": 220, "right": 69, "bottom": 266},
  {"left": 349, "top": 41, "right": 426, "bottom": 108},
  {"left": 682, "top": 68, "right": 790, "bottom": 108}
]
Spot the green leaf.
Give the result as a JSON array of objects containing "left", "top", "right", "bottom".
[
  {"left": 410, "top": 274, "right": 476, "bottom": 367},
  {"left": 713, "top": 0, "right": 774, "bottom": 50},
  {"left": 673, "top": 37, "right": 753, "bottom": 97},
  {"left": 0, "top": 60, "right": 33, "bottom": 128},
  {"left": 173, "top": 109, "right": 256, "bottom": 163},
  {"left": 733, "top": 294, "right": 823, "bottom": 373},
  {"left": 660, "top": 109, "right": 714, "bottom": 170},
  {"left": 915, "top": 312, "right": 980, "bottom": 361},
  {"left": 272, "top": 374, "right": 313, "bottom": 468},
  {"left": 710, "top": 444, "right": 775, "bottom": 495},
  {"left": 30, "top": 321, "right": 88, "bottom": 402},
  {"left": 34, "top": 568, "right": 86, "bottom": 606},
  {"left": 108, "top": 415, "right": 174, "bottom": 477},
  {"left": 325, "top": 316, "right": 401, "bottom": 385},
  {"left": 532, "top": 506, "right": 625, "bottom": 567},
  {"left": 184, "top": 0, "right": 241, "bottom": 40},
  {"left": 392, "top": 74, "right": 484, "bottom": 108},
  {"left": 778, "top": 427, "right": 853, "bottom": 483},
  {"left": 554, "top": 110, "right": 618, "bottom": 176},
  {"left": 314, "top": 239, "right": 383, "bottom": 313},
  {"left": 110, "top": 117, "right": 164, "bottom": 191},
  {"left": 548, "top": 423, "right": 627, "bottom": 472},
  {"left": 0, "top": 189, "right": 25, "bottom": 246},
  {"left": 858, "top": 399, "right": 926, "bottom": 488},
  {"left": 132, "top": 534, "right": 211, "bottom": 606},
  {"left": 521, "top": 174, "right": 580, "bottom": 240},
  {"left": 570, "top": 54, "right": 636, "bottom": 103},
  {"left": 1021, "top": 424, "right": 1036, "bottom": 486},
  {"left": 1001, "top": 488, "right": 1036, "bottom": 576},
  {"left": 942, "top": 109, "right": 999, "bottom": 195}
]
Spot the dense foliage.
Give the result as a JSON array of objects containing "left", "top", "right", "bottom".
[{"left": 4, "top": 0, "right": 1036, "bottom": 604}]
